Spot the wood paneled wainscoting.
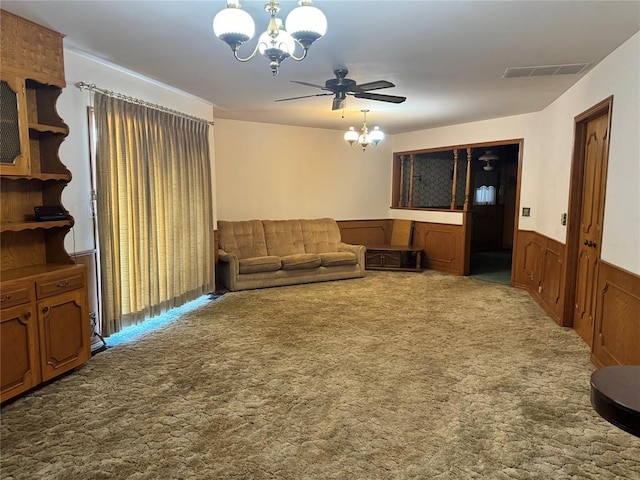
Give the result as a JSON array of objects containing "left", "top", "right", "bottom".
[
  {"left": 413, "top": 221, "right": 466, "bottom": 275},
  {"left": 513, "top": 230, "right": 640, "bottom": 366},
  {"left": 592, "top": 261, "right": 640, "bottom": 367},
  {"left": 338, "top": 219, "right": 466, "bottom": 276},
  {"left": 513, "top": 230, "right": 567, "bottom": 325},
  {"left": 337, "top": 220, "right": 391, "bottom": 246}
]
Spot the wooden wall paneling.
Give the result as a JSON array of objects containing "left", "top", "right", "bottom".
[
  {"left": 539, "top": 238, "right": 566, "bottom": 323},
  {"left": 513, "top": 231, "right": 541, "bottom": 288},
  {"left": 592, "top": 261, "right": 640, "bottom": 366},
  {"left": 337, "top": 220, "right": 391, "bottom": 246},
  {"left": 414, "top": 221, "right": 465, "bottom": 275},
  {"left": 513, "top": 230, "right": 566, "bottom": 325}
]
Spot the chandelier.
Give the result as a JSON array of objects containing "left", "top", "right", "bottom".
[
  {"left": 212, "top": 0, "right": 327, "bottom": 76},
  {"left": 478, "top": 150, "right": 498, "bottom": 171},
  {"left": 344, "top": 110, "right": 385, "bottom": 151}
]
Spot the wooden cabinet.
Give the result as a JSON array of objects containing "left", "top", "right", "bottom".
[
  {"left": 0, "top": 282, "right": 39, "bottom": 402},
  {"left": 365, "top": 246, "right": 423, "bottom": 272},
  {"left": 0, "top": 11, "right": 90, "bottom": 403}
]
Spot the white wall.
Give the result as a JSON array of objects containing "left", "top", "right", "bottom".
[
  {"left": 539, "top": 32, "right": 640, "bottom": 273},
  {"left": 213, "top": 118, "right": 392, "bottom": 221},
  {"left": 393, "top": 32, "right": 640, "bottom": 275},
  {"left": 58, "top": 49, "right": 216, "bottom": 254}
]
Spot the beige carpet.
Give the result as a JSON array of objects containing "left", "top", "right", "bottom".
[{"left": 1, "top": 271, "right": 639, "bottom": 479}]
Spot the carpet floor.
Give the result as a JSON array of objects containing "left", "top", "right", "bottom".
[{"left": 1, "top": 271, "right": 638, "bottom": 479}]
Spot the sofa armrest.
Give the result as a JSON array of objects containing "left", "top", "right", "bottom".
[
  {"left": 217, "top": 249, "right": 240, "bottom": 290},
  {"left": 338, "top": 242, "right": 366, "bottom": 266}
]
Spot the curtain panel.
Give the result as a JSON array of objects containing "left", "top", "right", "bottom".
[{"left": 95, "top": 93, "right": 214, "bottom": 336}]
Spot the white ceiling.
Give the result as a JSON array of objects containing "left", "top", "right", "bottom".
[{"left": 2, "top": 1, "right": 639, "bottom": 134}]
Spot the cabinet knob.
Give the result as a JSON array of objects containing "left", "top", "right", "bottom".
[
  {"left": 55, "top": 280, "right": 69, "bottom": 288},
  {"left": 24, "top": 312, "right": 31, "bottom": 319},
  {"left": 584, "top": 240, "right": 589, "bottom": 246},
  {"left": 0, "top": 294, "right": 11, "bottom": 302}
]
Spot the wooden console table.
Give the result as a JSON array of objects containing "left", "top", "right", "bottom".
[{"left": 365, "top": 245, "right": 422, "bottom": 272}]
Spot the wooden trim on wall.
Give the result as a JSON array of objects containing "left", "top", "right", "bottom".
[{"left": 591, "top": 261, "right": 640, "bottom": 367}]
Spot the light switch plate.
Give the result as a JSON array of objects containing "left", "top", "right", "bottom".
[
  {"left": 561, "top": 213, "right": 567, "bottom": 225},
  {"left": 522, "top": 207, "right": 531, "bottom": 217}
]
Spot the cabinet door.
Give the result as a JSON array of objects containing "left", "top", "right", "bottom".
[
  {"left": 0, "top": 76, "right": 30, "bottom": 176},
  {"left": 37, "top": 289, "right": 90, "bottom": 382},
  {"left": 1, "top": 303, "right": 40, "bottom": 402}
]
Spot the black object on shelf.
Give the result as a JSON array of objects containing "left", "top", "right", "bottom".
[{"left": 34, "top": 205, "right": 68, "bottom": 221}]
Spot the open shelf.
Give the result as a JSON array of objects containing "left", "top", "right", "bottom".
[
  {"left": 1, "top": 219, "right": 72, "bottom": 233},
  {"left": 1, "top": 173, "right": 71, "bottom": 181},
  {"left": 28, "top": 123, "right": 68, "bottom": 136}
]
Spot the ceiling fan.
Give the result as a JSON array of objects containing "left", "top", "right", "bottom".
[{"left": 275, "top": 68, "right": 406, "bottom": 110}]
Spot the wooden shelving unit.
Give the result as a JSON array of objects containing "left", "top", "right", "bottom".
[{"left": 1, "top": 10, "right": 90, "bottom": 403}]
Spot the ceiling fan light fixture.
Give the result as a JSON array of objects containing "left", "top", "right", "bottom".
[{"left": 213, "top": 0, "right": 326, "bottom": 75}]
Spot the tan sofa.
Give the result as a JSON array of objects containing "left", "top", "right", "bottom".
[{"left": 216, "top": 218, "right": 366, "bottom": 291}]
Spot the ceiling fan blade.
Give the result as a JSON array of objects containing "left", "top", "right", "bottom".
[
  {"left": 275, "top": 93, "right": 333, "bottom": 102},
  {"left": 354, "top": 80, "right": 395, "bottom": 92},
  {"left": 354, "top": 92, "right": 407, "bottom": 103},
  {"left": 332, "top": 97, "right": 346, "bottom": 111},
  {"left": 290, "top": 80, "right": 327, "bottom": 90}
]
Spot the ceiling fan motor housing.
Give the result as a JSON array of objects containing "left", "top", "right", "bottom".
[{"left": 325, "top": 77, "right": 357, "bottom": 92}]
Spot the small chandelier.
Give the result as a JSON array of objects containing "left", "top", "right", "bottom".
[
  {"left": 478, "top": 150, "right": 499, "bottom": 171},
  {"left": 344, "top": 109, "right": 385, "bottom": 151},
  {"left": 212, "top": 0, "right": 327, "bottom": 76}
]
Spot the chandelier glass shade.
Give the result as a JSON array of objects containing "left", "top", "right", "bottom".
[
  {"left": 213, "top": 0, "right": 327, "bottom": 75},
  {"left": 345, "top": 110, "right": 385, "bottom": 151}
]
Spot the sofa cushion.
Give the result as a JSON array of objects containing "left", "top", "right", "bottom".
[
  {"left": 218, "top": 220, "right": 268, "bottom": 259},
  {"left": 238, "top": 256, "right": 282, "bottom": 274},
  {"left": 318, "top": 251, "right": 357, "bottom": 267},
  {"left": 263, "top": 220, "right": 305, "bottom": 257},
  {"left": 280, "top": 253, "right": 321, "bottom": 270},
  {"left": 301, "top": 218, "right": 342, "bottom": 253}
]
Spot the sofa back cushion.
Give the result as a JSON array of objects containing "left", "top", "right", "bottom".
[
  {"left": 263, "top": 220, "right": 305, "bottom": 257},
  {"left": 218, "top": 220, "right": 268, "bottom": 259},
  {"left": 301, "top": 218, "right": 341, "bottom": 253}
]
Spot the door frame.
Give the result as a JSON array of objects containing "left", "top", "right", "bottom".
[
  {"left": 562, "top": 96, "right": 613, "bottom": 327},
  {"left": 462, "top": 139, "right": 524, "bottom": 284}
]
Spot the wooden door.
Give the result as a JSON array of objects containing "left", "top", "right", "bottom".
[{"left": 573, "top": 113, "right": 609, "bottom": 345}]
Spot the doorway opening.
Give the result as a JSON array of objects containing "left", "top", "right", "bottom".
[{"left": 468, "top": 143, "right": 521, "bottom": 285}]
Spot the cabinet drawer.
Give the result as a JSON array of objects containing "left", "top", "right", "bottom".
[
  {"left": 0, "top": 282, "right": 32, "bottom": 309},
  {"left": 35, "top": 272, "right": 84, "bottom": 299}
]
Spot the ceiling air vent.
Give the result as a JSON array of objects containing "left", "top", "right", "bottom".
[{"left": 503, "top": 63, "right": 590, "bottom": 78}]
